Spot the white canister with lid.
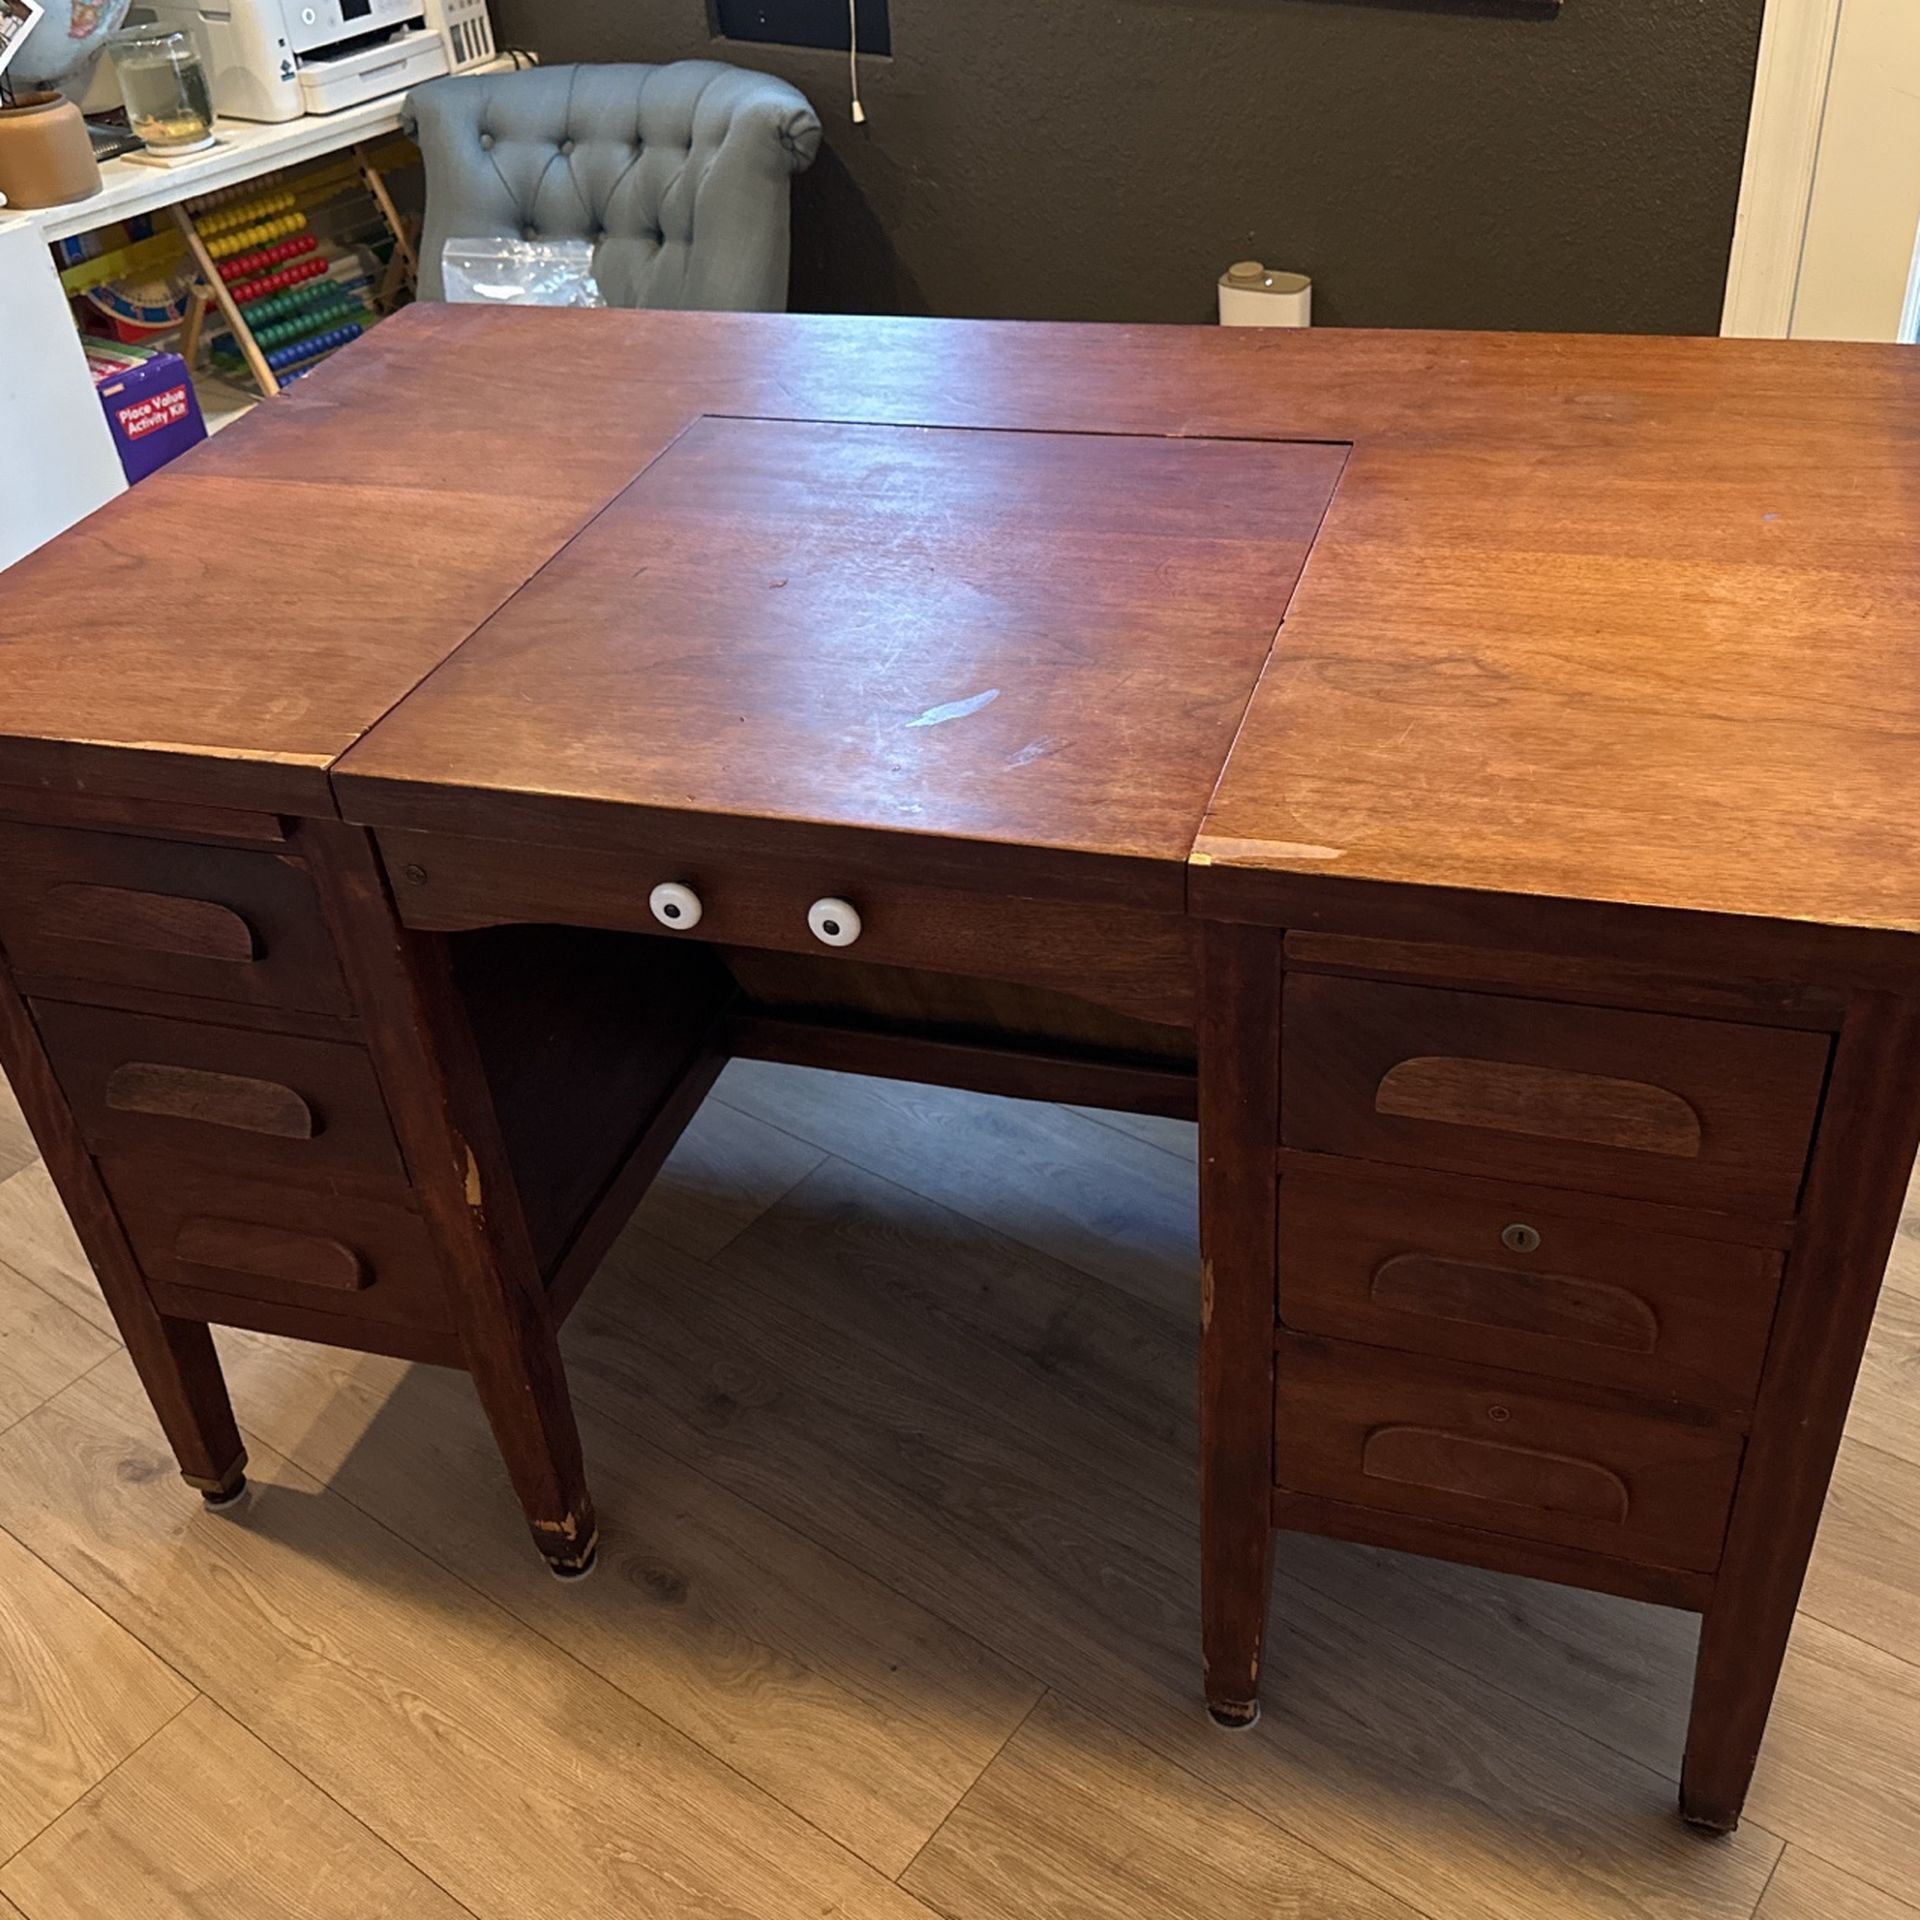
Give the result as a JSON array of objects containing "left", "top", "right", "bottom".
[{"left": 1218, "top": 261, "right": 1312, "bottom": 327}]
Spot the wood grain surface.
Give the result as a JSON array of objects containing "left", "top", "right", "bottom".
[
  {"left": 0, "top": 1697, "right": 471, "bottom": 1920},
  {"left": 0, "top": 473, "right": 597, "bottom": 814},
  {"left": 5, "top": 307, "right": 1916, "bottom": 944},
  {"left": 0, "top": 1524, "right": 193, "bottom": 1860},
  {"left": 335, "top": 416, "right": 1344, "bottom": 897}
]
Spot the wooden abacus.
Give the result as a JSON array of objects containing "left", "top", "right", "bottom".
[{"left": 173, "top": 144, "right": 421, "bottom": 399}]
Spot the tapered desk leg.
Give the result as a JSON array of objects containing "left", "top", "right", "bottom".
[
  {"left": 302, "top": 824, "right": 597, "bottom": 1575},
  {"left": 1197, "top": 922, "right": 1283, "bottom": 1727},
  {"left": 459, "top": 1278, "right": 597, "bottom": 1575},
  {"left": 1680, "top": 990, "right": 1920, "bottom": 1832},
  {"left": 0, "top": 968, "right": 248, "bottom": 1499}
]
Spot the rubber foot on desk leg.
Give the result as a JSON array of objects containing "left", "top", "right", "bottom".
[
  {"left": 199, "top": 1477, "right": 248, "bottom": 1511},
  {"left": 546, "top": 1542, "right": 599, "bottom": 1583},
  {"left": 1207, "top": 1699, "right": 1261, "bottom": 1732}
]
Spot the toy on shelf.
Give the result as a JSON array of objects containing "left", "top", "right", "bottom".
[
  {"left": 169, "top": 140, "right": 420, "bottom": 398},
  {"left": 82, "top": 339, "right": 208, "bottom": 484},
  {"left": 217, "top": 234, "right": 318, "bottom": 280}
]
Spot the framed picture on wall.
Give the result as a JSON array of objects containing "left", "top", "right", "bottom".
[{"left": 715, "top": 0, "right": 889, "bottom": 56}]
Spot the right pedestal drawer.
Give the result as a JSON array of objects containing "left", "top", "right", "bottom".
[
  {"left": 1280, "top": 976, "right": 1831, "bottom": 1217},
  {"left": 1277, "top": 1167, "right": 1783, "bottom": 1409},
  {"left": 1273, "top": 1333, "right": 1747, "bottom": 1572}
]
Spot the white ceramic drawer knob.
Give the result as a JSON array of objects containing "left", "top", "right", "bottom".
[
  {"left": 807, "top": 896, "right": 862, "bottom": 947},
  {"left": 649, "top": 882, "right": 703, "bottom": 931}
]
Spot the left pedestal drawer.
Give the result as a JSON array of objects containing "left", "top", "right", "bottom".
[
  {"left": 0, "top": 822, "right": 351, "bottom": 1014},
  {"left": 97, "top": 1156, "right": 450, "bottom": 1334},
  {"left": 30, "top": 1001, "right": 404, "bottom": 1178}
]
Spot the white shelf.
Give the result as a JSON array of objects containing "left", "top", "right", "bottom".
[{"left": 0, "top": 94, "right": 415, "bottom": 246}]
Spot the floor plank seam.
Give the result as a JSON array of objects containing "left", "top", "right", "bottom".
[
  {"left": 0, "top": 1336, "right": 126, "bottom": 1451},
  {"left": 1744, "top": 1846, "right": 1784, "bottom": 1920},
  {"left": 1783, "top": 1593, "right": 1920, "bottom": 1683},
  {"left": 0, "top": 1239, "right": 115, "bottom": 1350},
  {"left": 0, "top": 1692, "right": 198, "bottom": 1881},
  {"left": 675, "top": 1149, "right": 831, "bottom": 1264},
  {"left": 133, "top": 1698, "right": 492, "bottom": 1920},
  {"left": 1069, "top": 1108, "right": 1196, "bottom": 1165},
  {"left": 1771, "top": 1840, "right": 1920, "bottom": 1920},
  {"left": 890, "top": 1687, "right": 1051, "bottom": 1888}
]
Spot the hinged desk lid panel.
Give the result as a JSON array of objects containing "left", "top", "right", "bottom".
[
  {"left": 333, "top": 416, "right": 1348, "bottom": 905},
  {"left": 0, "top": 474, "right": 612, "bottom": 816}
]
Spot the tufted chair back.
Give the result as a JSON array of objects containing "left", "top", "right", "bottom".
[{"left": 404, "top": 62, "right": 821, "bottom": 310}]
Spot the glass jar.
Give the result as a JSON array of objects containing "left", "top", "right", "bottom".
[{"left": 106, "top": 27, "right": 216, "bottom": 153}]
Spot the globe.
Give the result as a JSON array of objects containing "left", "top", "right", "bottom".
[{"left": 6, "top": 0, "right": 134, "bottom": 96}]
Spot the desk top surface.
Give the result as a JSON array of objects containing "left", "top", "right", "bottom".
[{"left": 4, "top": 305, "right": 1917, "bottom": 943}]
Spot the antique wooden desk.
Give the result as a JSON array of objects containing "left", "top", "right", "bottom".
[{"left": 2, "top": 309, "right": 1917, "bottom": 1836}]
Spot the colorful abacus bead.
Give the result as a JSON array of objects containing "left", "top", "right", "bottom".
[
  {"left": 207, "top": 213, "right": 307, "bottom": 261},
  {"left": 218, "top": 234, "right": 318, "bottom": 282},
  {"left": 253, "top": 300, "right": 362, "bottom": 348},
  {"left": 230, "top": 255, "right": 329, "bottom": 305},
  {"left": 198, "top": 188, "right": 295, "bottom": 237},
  {"left": 246, "top": 284, "right": 357, "bottom": 331},
  {"left": 264, "top": 321, "right": 362, "bottom": 372}
]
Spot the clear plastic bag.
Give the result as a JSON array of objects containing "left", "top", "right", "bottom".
[{"left": 441, "top": 236, "right": 605, "bottom": 308}]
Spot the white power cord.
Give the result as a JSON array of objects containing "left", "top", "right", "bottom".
[{"left": 848, "top": 0, "right": 866, "bottom": 123}]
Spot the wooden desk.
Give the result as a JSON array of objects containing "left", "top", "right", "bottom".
[{"left": 2, "top": 308, "right": 1917, "bottom": 1837}]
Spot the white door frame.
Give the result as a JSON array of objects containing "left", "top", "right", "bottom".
[{"left": 1721, "top": 0, "right": 1846, "bottom": 337}]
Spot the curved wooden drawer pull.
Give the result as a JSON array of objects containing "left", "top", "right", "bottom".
[
  {"left": 1363, "top": 1424, "right": 1630, "bottom": 1523},
  {"left": 105, "top": 1063, "right": 315, "bottom": 1140},
  {"left": 1370, "top": 1253, "right": 1660, "bottom": 1354},
  {"left": 40, "top": 884, "right": 258, "bottom": 963},
  {"left": 1375, "top": 1057, "right": 1703, "bottom": 1158},
  {"left": 173, "top": 1217, "right": 368, "bottom": 1294}
]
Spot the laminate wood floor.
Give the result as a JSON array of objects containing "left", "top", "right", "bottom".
[{"left": 1, "top": 1059, "right": 1917, "bottom": 1919}]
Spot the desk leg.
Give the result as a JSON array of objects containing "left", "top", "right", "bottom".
[
  {"left": 303, "top": 824, "right": 598, "bottom": 1575},
  {"left": 0, "top": 967, "right": 246, "bottom": 1499},
  {"left": 1197, "top": 923, "right": 1282, "bottom": 1727},
  {"left": 1680, "top": 989, "right": 1920, "bottom": 1831}
]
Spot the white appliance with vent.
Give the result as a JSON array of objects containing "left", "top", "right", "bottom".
[
  {"left": 422, "top": 0, "right": 494, "bottom": 72},
  {"left": 141, "top": 0, "right": 449, "bottom": 122}
]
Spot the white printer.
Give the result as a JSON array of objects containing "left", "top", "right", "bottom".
[{"left": 139, "top": 0, "right": 450, "bottom": 121}]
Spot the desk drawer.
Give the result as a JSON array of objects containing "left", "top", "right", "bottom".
[
  {"left": 376, "top": 828, "right": 1194, "bottom": 1030},
  {"left": 100, "top": 1156, "right": 448, "bottom": 1333},
  {"left": 1273, "top": 1334, "right": 1745, "bottom": 1572},
  {"left": 1280, "top": 976, "right": 1829, "bottom": 1216},
  {"left": 0, "top": 823, "right": 349, "bottom": 1015},
  {"left": 1278, "top": 1168, "right": 1782, "bottom": 1408},
  {"left": 32, "top": 1001, "right": 402, "bottom": 1180}
]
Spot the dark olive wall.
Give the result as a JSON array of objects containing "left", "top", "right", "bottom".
[{"left": 488, "top": 0, "right": 1767, "bottom": 333}]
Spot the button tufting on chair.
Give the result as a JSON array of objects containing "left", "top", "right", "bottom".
[{"left": 406, "top": 61, "right": 822, "bottom": 306}]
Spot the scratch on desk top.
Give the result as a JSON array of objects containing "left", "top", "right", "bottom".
[{"left": 908, "top": 689, "right": 999, "bottom": 727}]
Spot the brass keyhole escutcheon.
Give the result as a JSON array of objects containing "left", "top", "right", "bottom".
[{"left": 1501, "top": 1223, "right": 1541, "bottom": 1254}]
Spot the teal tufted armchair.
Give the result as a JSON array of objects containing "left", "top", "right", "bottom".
[{"left": 403, "top": 61, "right": 821, "bottom": 310}]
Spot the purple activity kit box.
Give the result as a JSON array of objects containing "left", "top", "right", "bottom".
[{"left": 86, "top": 344, "right": 208, "bottom": 484}]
